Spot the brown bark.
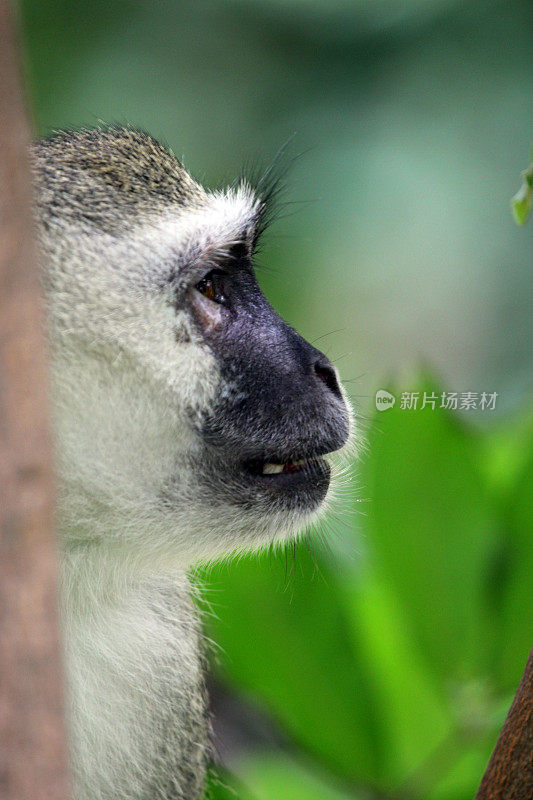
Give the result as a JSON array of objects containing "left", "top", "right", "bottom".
[
  {"left": 475, "top": 648, "right": 533, "bottom": 800},
  {"left": 0, "top": 2, "right": 70, "bottom": 799}
]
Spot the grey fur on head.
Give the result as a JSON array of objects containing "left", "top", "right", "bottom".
[{"left": 33, "top": 126, "right": 353, "bottom": 800}]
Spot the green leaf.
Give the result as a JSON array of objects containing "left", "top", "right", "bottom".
[
  {"left": 475, "top": 409, "right": 533, "bottom": 501},
  {"left": 237, "top": 754, "right": 359, "bottom": 800},
  {"left": 205, "top": 767, "right": 257, "bottom": 800},
  {"left": 361, "top": 380, "right": 498, "bottom": 682},
  {"left": 200, "top": 542, "right": 384, "bottom": 785},
  {"left": 426, "top": 733, "right": 497, "bottom": 800},
  {"left": 495, "top": 440, "right": 533, "bottom": 687},
  {"left": 472, "top": 408, "right": 533, "bottom": 690},
  {"left": 340, "top": 570, "right": 453, "bottom": 786},
  {"left": 511, "top": 163, "right": 533, "bottom": 225}
]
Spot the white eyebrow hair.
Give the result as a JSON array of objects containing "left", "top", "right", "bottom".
[{"left": 148, "top": 183, "right": 262, "bottom": 271}]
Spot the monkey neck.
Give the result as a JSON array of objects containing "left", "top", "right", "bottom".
[
  {"left": 59, "top": 533, "right": 194, "bottom": 617},
  {"left": 58, "top": 529, "right": 208, "bottom": 800}
]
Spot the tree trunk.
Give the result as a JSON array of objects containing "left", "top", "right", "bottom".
[
  {"left": 0, "top": 2, "right": 70, "bottom": 798},
  {"left": 475, "top": 647, "right": 533, "bottom": 800}
]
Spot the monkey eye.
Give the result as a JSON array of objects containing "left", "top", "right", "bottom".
[{"left": 195, "top": 271, "right": 226, "bottom": 305}]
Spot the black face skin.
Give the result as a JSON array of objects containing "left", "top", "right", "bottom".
[{"left": 188, "top": 244, "right": 350, "bottom": 515}]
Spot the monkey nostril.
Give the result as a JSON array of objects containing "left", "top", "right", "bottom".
[{"left": 314, "top": 361, "right": 341, "bottom": 398}]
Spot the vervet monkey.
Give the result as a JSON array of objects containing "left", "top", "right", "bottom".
[{"left": 32, "top": 126, "right": 352, "bottom": 800}]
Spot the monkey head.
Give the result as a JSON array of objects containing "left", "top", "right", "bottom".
[{"left": 33, "top": 127, "right": 353, "bottom": 566}]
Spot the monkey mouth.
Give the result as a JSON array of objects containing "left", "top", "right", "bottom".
[
  {"left": 195, "top": 448, "right": 334, "bottom": 513},
  {"left": 243, "top": 455, "right": 330, "bottom": 485},
  {"left": 245, "top": 457, "right": 316, "bottom": 476},
  {"left": 238, "top": 454, "right": 332, "bottom": 509}
]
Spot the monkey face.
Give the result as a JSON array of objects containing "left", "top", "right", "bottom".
[
  {"left": 185, "top": 248, "right": 351, "bottom": 522},
  {"left": 35, "top": 128, "right": 355, "bottom": 563}
]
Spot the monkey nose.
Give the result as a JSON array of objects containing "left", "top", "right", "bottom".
[{"left": 313, "top": 360, "right": 342, "bottom": 399}]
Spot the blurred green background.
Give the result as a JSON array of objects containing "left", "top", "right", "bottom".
[{"left": 19, "top": 1, "right": 532, "bottom": 798}]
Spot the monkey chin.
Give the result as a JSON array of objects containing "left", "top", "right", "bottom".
[{"left": 181, "top": 445, "right": 343, "bottom": 559}]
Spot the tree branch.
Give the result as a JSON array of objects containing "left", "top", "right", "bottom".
[
  {"left": 475, "top": 647, "right": 533, "bottom": 800},
  {"left": 0, "top": 2, "right": 69, "bottom": 798}
]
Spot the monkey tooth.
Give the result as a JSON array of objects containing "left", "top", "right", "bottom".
[
  {"left": 261, "top": 459, "right": 307, "bottom": 475},
  {"left": 262, "top": 463, "right": 284, "bottom": 475}
]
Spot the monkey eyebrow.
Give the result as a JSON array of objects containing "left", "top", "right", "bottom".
[
  {"left": 149, "top": 190, "right": 261, "bottom": 284},
  {"left": 161, "top": 239, "right": 253, "bottom": 289}
]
